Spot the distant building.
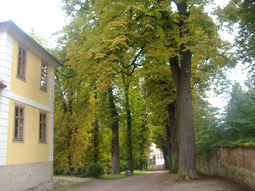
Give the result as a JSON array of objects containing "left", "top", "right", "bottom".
[
  {"left": 148, "top": 143, "right": 164, "bottom": 165},
  {"left": 0, "top": 20, "right": 62, "bottom": 191}
]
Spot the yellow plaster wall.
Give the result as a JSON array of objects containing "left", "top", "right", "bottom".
[
  {"left": 10, "top": 39, "right": 51, "bottom": 106},
  {"left": 6, "top": 100, "right": 49, "bottom": 165}
]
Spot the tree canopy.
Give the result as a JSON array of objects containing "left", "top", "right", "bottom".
[{"left": 28, "top": 0, "right": 255, "bottom": 180}]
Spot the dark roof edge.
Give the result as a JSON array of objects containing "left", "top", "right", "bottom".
[{"left": 0, "top": 20, "right": 63, "bottom": 67}]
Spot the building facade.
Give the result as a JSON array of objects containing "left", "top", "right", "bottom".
[
  {"left": 0, "top": 20, "right": 61, "bottom": 191},
  {"left": 148, "top": 143, "right": 164, "bottom": 165}
]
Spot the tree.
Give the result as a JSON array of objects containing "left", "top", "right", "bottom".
[
  {"left": 107, "top": 85, "right": 121, "bottom": 174},
  {"left": 214, "top": 0, "right": 255, "bottom": 63},
  {"left": 219, "top": 82, "right": 255, "bottom": 146},
  {"left": 61, "top": 0, "right": 234, "bottom": 179}
]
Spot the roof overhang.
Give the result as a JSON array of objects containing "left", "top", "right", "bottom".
[{"left": 0, "top": 20, "right": 63, "bottom": 68}]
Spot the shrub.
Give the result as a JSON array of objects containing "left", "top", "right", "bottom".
[
  {"left": 120, "top": 160, "right": 128, "bottom": 172},
  {"left": 120, "top": 159, "right": 140, "bottom": 172},
  {"left": 83, "top": 162, "right": 104, "bottom": 178}
]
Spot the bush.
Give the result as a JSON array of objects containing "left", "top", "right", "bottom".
[
  {"left": 120, "top": 160, "right": 128, "bottom": 172},
  {"left": 120, "top": 159, "right": 140, "bottom": 172},
  {"left": 83, "top": 162, "right": 104, "bottom": 178}
]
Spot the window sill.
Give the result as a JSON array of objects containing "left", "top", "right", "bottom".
[
  {"left": 39, "top": 141, "right": 47, "bottom": 144},
  {"left": 16, "top": 75, "right": 26, "bottom": 82},
  {"left": 12, "top": 139, "right": 24, "bottom": 143},
  {"left": 40, "top": 87, "right": 47, "bottom": 92}
]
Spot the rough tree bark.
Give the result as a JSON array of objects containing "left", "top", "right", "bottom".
[
  {"left": 167, "top": 0, "right": 197, "bottom": 179},
  {"left": 94, "top": 91, "right": 99, "bottom": 163},
  {"left": 140, "top": 162, "right": 145, "bottom": 171},
  {"left": 124, "top": 79, "right": 133, "bottom": 173},
  {"left": 139, "top": 123, "right": 147, "bottom": 171},
  {"left": 165, "top": 124, "right": 171, "bottom": 170},
  {"left": 162, "top": 145, "right": 170, "bottom": 170},
  {"left": 167, "top": 103, "right": 179, "bottom": 173},
  {"left": 108, "top": 86, "right": 120, "bottom": 174},
  {"left": 170, "top": 54, "right": 197, "bottom": 179}
]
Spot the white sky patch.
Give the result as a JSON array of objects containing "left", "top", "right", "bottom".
[{"left": 0, "top": 0, "right": 67, "bottom": 45}]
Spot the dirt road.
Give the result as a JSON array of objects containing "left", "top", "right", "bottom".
[{"left": 64, "top": 165, "right": 248, "bottom": 191}]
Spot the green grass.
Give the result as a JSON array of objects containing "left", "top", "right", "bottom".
[
  {"left": 54, "top": 166, "right": 155, "bottom": 180},
  {"left": 102, "top": 166, "right": 154, "bottom": 179},
  {"left": 102, "top": 173, "right": 126, "bottom": 179}
]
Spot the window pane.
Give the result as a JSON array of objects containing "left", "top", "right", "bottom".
[
  {"left": 18, "top": 59, "right": 21, "bottom": 74},
  {"left": 19, "top": 120, "right": 23, "bottom": 128},
  {"left": 42, "top": 64, "right": 47, "bottom": 71},
  {"left": 22, "top": 49, "right": 25, "bottom": 58},
  {"left": 19, "top": 120, "right": 23, "bottom": 138},
  {"left": 43, "top": 115, "right": 45, "bottom": 122},
  {"left": 40, "top": 114, "right": 42, "bottom": 122},
  {"left": 22, "top": 60, "right": 25, "bottom": 76},
  {"left": 19, "top": 129, "right": 22, "bottom": 138},
  {"left": 15, "top": 119, "right": 18, "bottom": 127},
  {"left": 19, "top": 47, "right": 21, "bottom": 56},
  {"left": 15, "top": 128, "right": 18, "bottom": 138},
  {"left": 19, "top": 108, "right": 23, "bottom": 117},
  {"left": 15, "top": 108, "right": 19, "bottom": 116}
]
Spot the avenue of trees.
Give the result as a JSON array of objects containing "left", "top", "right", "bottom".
[{"left": 30, "top": 0, "right": 254, "bottom": 180}]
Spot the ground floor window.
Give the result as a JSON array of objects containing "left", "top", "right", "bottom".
[
  {"left": 14, "top": 105, "right": 25, "bottom": 141},
  {"left": 39, "top": 112, "right": 47, "bottom": 142}
]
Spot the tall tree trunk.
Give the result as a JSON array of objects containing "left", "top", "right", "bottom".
[
  {"left": 108, "top": 86, "right": 120, "bottom": 174},
  {"left": 162, "top": 145, "right": 170, "bottom": 170},
  {"left": 170, "top": 54, "right": 197, "bottom": 179},
  {"left": 140, "top": 162, "right": 145, "bottom": 171},
  {"left": 94, "top": 92, "right": 99, "bottom": 163},
  {"left": 139, "top": 122, "right": 147, "bottom": 171},
  {"left": 167, "top": 0, "right": 197, "bottom": 179},
  {"left": 165, "top": 124, "right": 171, "bottom": 171},
  {"left": 167, "top": 103, "right": 179, "bottom": 173},
  {"left": 125, "top": 79, "right": 133, "bottom": 173}
]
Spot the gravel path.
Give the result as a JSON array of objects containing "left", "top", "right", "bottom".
[
  {"left": 24, "top": 177, "right": 89, "bottom": 191},
  {"left": 63, "top": 165, "right": 249, "bottom": 191}
]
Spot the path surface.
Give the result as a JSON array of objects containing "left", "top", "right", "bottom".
[{"left": 64, "top": 165, "right": 248, "bottom": 191}]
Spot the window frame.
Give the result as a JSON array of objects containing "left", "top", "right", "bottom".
[
  {"left": 17, "top": 45, "right": 27, "bottom": 81},
  {"left": 40, "top": 62, "right": 48, "bottom": 91},
  {"left": 39, "top": 111, "right": 47, "bottom": 143},
  {"left": 13, "top": 104, "right": 25, "bottom": 142}
]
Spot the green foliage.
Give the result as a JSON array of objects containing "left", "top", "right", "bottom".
[
  {"left": 56, "top": 0, "right": 238, "bottom": 178},
  {"left": 196, "top": 82, "right": 255, "bottom": 153},
  {"left": 120, "top": 160, "right": 128, "bottom": 172},
  {"left": 236, "top": 0, "right": 255, "bottom": 63},
  {"left": 119, "top": 159, "right": 140, "bottom": 172},
  {"left": 83, "top": 162, "right": 105, "bottom": 178},
  {"left": 214, "top": 0, "right": 255, "bottom": 63},
  {"left": 214, "top": 82, "right": 255, "bottom": 147}
]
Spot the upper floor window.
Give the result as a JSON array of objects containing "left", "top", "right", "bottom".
[
  {"left": 17, "top": 46, "right": 26, "bottom": 80},
  {"left": 40, "top": 62, "right": 48, "bottom": 91},
  {"left": 39, "top": 112, "right": 47, "bottom": 142},
  {"left": 14, "top": 105, "right": 24, "bottom": 141}
]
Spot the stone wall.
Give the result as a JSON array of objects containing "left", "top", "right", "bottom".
[
  {"left": 196, "top": 147, "right": 255, "bottom": 190},
  {"left": 0, "top": 161, "right": 53, "bottom": 191}
]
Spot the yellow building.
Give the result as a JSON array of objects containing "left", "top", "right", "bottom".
[{"left": 0, "top": 20, "right": 62, "bottom": 191}]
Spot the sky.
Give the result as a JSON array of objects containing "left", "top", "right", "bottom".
[
  {"left": 0, "top": 0, "right": 247, "bottom": 109},
  {"left": 0, "top": 0, "right": 67, "bottom": 44}
]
